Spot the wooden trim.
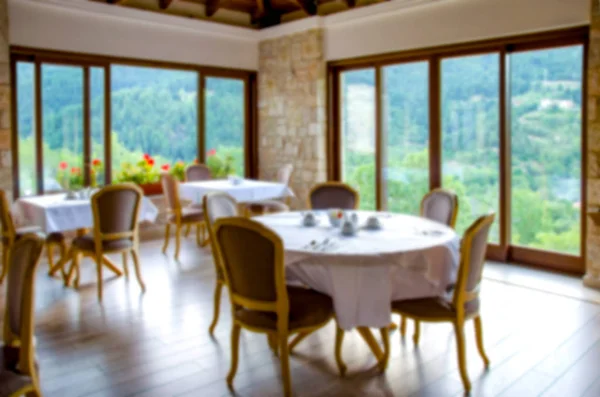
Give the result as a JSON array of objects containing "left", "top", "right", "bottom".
[
  {"left": 581, "top": 38, "right": 589, "bottom": 267},
  {"left": 104, "top": 65, "right": 112, "bottom": 185},
  {"left": 11, "top": 46, "right": 256, "bottom": 76},
  {"left": 485, "top": 244, "right": 505, "bottom": 262},
  {"left": 428, "top": 56, "right": 441, "bottom": 189},
  {"left": 34, "top": 61, "right": 42, "bottom": 195},
  {"left": 243, "top": 75, "right": 252, "bottom": 178},
  {"left": 375, "top": 66, "right": 384, "bottom": 210},
  {"left": 10, "top": 57, "right": 19, "bottom": 199},
  {"left": 83, "top": 67, "right": 91, "bottom": 186},
  {"left": 198, "top": 73, "right": 205, "bottom": 164},
  {"left": 327, "top": 26, "right": 588, "bottom": 69},
  {"left": 328, "top": 68, "right": 341, "bottom": 181},
  {"left": 251, "top": 73, "right": 258, "bottom": 178},
  {"left": 507, "top": 246, "right": 583, "bottom": 275},
  {"left": 498, "top": 48, "right": 509, "bottom": 255}
]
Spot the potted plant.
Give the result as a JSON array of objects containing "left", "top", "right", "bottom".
[
  {"left": 90, "top": 158, "right": 103, "bottom": 187},
  {"left": 205, "top": 149, "right": 234, "bottom": 178},
  {"left": 114, "top": 154, "right": 162, "bottom": 195},
  {"left": 57, "top": 161, "right": 84, "bottom": 195},
  {"left": 169, "top": 161, "right": 186, "bottom": 181}
]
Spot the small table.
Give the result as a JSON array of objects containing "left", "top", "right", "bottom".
[
  {"left": 179, "top": 179, "right": 294, "bottom": 204},
  {"left": 254, "top": 211, "right": 460, "bottom": 369},
  {"left": 14, "top": 194, "right": 159, "bottom": 282}
]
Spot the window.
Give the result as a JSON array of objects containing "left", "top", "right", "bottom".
[
  {"left": 205, "top": 77, "right": 245, "bottom": 176},
  {"left": 340, "top": 68, "right": 376, "bottom": 210},
  {"left": 382, "top": 62, "right": 429, "bottom": 215},
  {"left": 12, "top": 49, "right": 255, "bottom": 197},
  {"left": 441, "top": 53, "right": 500, "bottom": 240},
  {"left": 509, "top": 45, "right": 584, "bottom": 255},
  {"left": 330, "top": 28, "right": 586, "bottom": 272}
]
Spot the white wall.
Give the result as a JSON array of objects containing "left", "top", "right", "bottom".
[
  {"left": 325, "top": 0, "right": 590, "bottom": 61},
  {"left": 9, "top": 0, "right": 259, "bottom": 70}
]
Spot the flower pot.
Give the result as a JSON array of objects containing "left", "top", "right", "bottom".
[{"left": 139, "top": 182, "right": 163, "bottom": 196}]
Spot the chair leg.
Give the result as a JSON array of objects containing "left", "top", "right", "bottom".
[
  {"left": 453, "top": 320, "right": 471, "bottom": 392},
  {"left": 95, "top": 254, "right": 104, "bottom": 302},
  {"left": 195, "top": 223, "right": 202, "bottom": 247},
  {"left": 400, "top": 316, "right": 407, "bottom": 337},
  {"left": 174, "top": 224, "right": 182, "bottom": 259},
  {"left": 413, "top": 320, "right": 421, "bottom": 345},
  {"left": 278, "top": 333, "right": 292, "bottom": 397},
  {"left": 379, "top": 326, "right": 390, "bottom": 372},
  {"left": 208, "top": 280, "right": 223, "bottom": 335},
  {"left": 474, "top": 316, "right": 490, "bottom": 367},
  {"left": 131, "top": 249, "right": 146, "bottom": 293},
  {"left": 288, "top": 331, "right": 311, "bottom": 352},
  {"left": 185, "top": 224, "right": 191, "bottom": 237},
  {"left": 335, "top": 326, "right": 347, "bottom": 376},
  {"left": 162, "top": 224, "right": 171, "bottom": 254},
  {"left": 267, "top": 333, "right": 279, "bottom": 356},
  {"left": 0, "top": 245, "right": 9, "bottom": 283},
  {"left": 72, "top": 252, "right": 82, "bottom": 289},
  {"left": 46, "top": 244, "right": 54, "bottom": 273},
  {"left": 227, "top": 324, "right": 241, "bottom": 391},
  {"left": 122, "top": 252, "right": 129, "bottom": 279}
]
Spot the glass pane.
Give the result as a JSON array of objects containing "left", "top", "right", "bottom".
[
  {"left": 111, "top": 65, "right": 198, "bottom": 183},
  {"left": 16, "top": 62, "right": 36, "bottom": 196},
  {"left": 510, "top": 46, "right": 583, "bottom": 255},
  {"left": 42, "top": 64, "right": 84, "bottom": 192},
  {"left": 441, "top": 53, "right": 500, "bottom": 240},
  {"left": 341, "top": 68, "right": 376, "bottom": 210},
  {"left": 382, "top": 62, "right": 429, "bottom": 214},
  {"left": 90, "top": 67, "right": 105, "bottom": 186},
  {"left": 205, "top": 77, "right": 245, "bottom": 176}
]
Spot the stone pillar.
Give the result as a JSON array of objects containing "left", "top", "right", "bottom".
[
  {"left": 0, "top": 0, "right": 11, "bottom": 198},
  {"left": 586, "top": 0, "right": 600, "bottom": 288},
  {"left": 258, "top": 29, "right": 327, "bottom": 209}
]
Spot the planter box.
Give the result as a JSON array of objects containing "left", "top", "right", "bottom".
[{"left": 139, "top": 182, "right": 163, "bottom": 196}]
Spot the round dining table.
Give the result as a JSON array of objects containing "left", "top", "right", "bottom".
[{"left": 254, "top": 210, "right": 461, "bottom": 369}]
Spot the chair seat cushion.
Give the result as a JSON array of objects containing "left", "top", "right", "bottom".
[
  {"left": 169, "top": 207, "right": 204, "bottom": 224},
  {"left": 46, "top": 232, "right": 66, "bottom": 244},
  {"left": 391, "top": 297, "right": 480, "bottom": 320},
  {"left": 234, "top": 286, "right": 333, "bottom": 331},
  {"left": 72, "top": 234, "right": 133, "bottom": 252},
  {"left": 0, "top": 369, "right": 33, "bottom": 397},
  {"left": 246, "top": 200, "right": 289, "bottom": 214}
]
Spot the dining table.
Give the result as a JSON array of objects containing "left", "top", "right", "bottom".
[
  {"left": 179, "top": 179, "right": 294, "bottom": 204},
  {"left": 13, "top": 193, "right": 159, "bottom": 282},
  {"left": 253, "top": 210, "right": 461, "bottom": 370}
]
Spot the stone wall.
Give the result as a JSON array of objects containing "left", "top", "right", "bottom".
[
  {"left": 586, "top": 0, "right": 600, "bottom": 288},
  {"left": 0, "top": 0, "right": 11, "bottom": 198},
  {"left": 258, "top": 29, "right": 327, "bottom": 209}
]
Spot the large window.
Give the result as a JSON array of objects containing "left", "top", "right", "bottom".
[
  {"left": 12, "top": 49, "right": 255, "bottom": 196},
  {"left": 509, "top": 45, "right": 583, "bottom": 255},
  {"left": 330, "top": 28, "right": 586, "bottom": 272}
]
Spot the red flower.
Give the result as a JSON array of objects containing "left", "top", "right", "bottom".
[
  {"left": 147, "top": 158, "right": 155, "bottom": 167},
  {"left": 336, "top": 211, "right": 343, "bottom": 219},
  {"left": 71, "top": 167, "right": 81, "bottom": 175},
  {"left": 143, "top": 153, "right": 151, "bottom": 160},
  {"left": 161, "top": 164, "right": 170, "bottom": 171},
  {"left": 92, "top": 158, "right": 102, "bottom": 167},
  {"left": 59, "top": 161, "right": 68, "bottom": 170},
  {"left": 207, "top": 149, "right": 217, "bottom": 157}
]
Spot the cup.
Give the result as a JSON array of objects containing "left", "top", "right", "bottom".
[{"left": 328, "top": 209, "right": 344, "bottom": 227}]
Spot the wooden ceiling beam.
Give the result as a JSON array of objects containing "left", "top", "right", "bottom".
[
  {"left": 159, "top": 0, "right": 175, "bottom": 9},
  {"left": 205, "top": 0, "right": 220, "bottom": 17},
  {"left": 345, "top": 0, "right": 356, "bottom": 7},
  {"left": 106, "top": 0, "right": 126, "bottom": 4},
  {"left": 296, "top": 0, "right": 317, "bottom": 15}
]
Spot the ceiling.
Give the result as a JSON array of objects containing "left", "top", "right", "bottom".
[{"left": 91, "top": 0, "right": 388, "bottom": 29}]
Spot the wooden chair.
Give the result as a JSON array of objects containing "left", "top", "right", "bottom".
[
  {"left": 0, "top": 189, "right": 66, "bottom": 282},
  {"left": 212, "top": 217, "right": 346, "bottom": 397},
  {"left": 401, "top": 188, "right": 459, "bottom": 339},
  {"left": 202, "top": 192, "right": 239, "bottom": 335},
  {"left": 391, "top": 213, "right": 495, "bottom": 392},
  {"left": 67, "top": 183, "right": 146, "bottom": 302},
  {"left": 244, "top": 164, "right": 293, "bottom": 216},
  {"left": 1, "top": 234, "right": 44, "bottom": 397},
  {"left": 308, "top": 182, "right": 359, "bottom": 210},
  {"left": 161, "top": 173, "right": 207, "bottom": 259},
  {"left": 185, "top": 164, "right": 212, "bottom": 182}
]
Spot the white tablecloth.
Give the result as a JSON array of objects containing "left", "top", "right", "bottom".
[
  {"left": 179, "top": 179, "right": 294, "bottom": 204},
  {"left": 14, "top": 194, "right": 159, "bottom": 234},
  {"left": 254, "top": 211, "right": 461, "bottom": 330}
]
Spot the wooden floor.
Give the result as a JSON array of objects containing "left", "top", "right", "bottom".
[{"left": 7, "top": 237, "right": 600, "bottom": 397}]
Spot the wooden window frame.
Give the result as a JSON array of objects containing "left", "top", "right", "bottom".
[
  {"left": 327, "top": 26, "right": 589, "bottom": 274},
  {"left": 10, "top": 46, "right": 257, "bottom": 198}
]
